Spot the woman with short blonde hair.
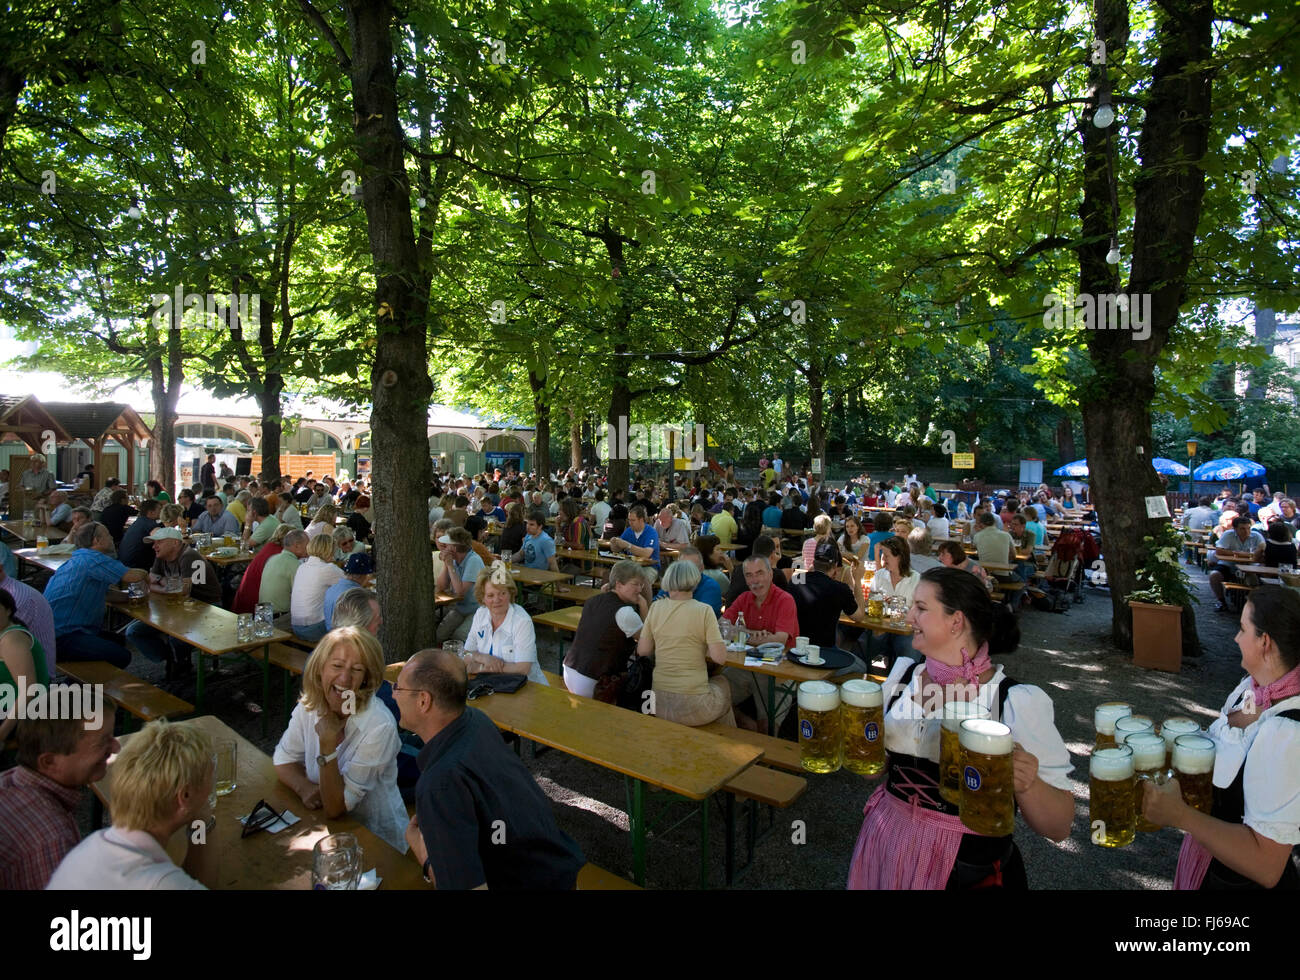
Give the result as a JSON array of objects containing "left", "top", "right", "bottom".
[
  {"left": 802, "top": 513, "right": 834, "bottom": 568},
  {"left": 47, "top": 719, "right": 212, "bottom": 890},
  {"left": 290, "top": 534, "right": 345, "bottom": 642},
  {"left": 463, "top": 562, "right": 545, "bottom": 684},
  {"left": 274, "top": 627, "right": 407, "bottom": 851},
  {"left": 306, "top": 503, "right": 338, "bottom": 540}
]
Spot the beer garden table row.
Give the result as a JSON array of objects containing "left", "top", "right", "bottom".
[{"left": 92, "top": 715, "right": 424, "bottom": 890}]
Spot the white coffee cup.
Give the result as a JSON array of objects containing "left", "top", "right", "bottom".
[
  {"left": 804, "top": 644, "right": 822, "bottom": 664},
  {"left": 795, "top": 635, "right": 809, "bottom": 652}
]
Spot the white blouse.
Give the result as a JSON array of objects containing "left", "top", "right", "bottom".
[
  {"left": 1206, "top": 678, "right": 1300, "bottom": 845},
  {"left": 290, "top": 556, "right": 344, "bottom": 626},
  {"left": 272, "top": 698, "right": 408, "bottom": 853},
  {"left": 875, "top": 569, "right": 921, "bottom": 606},
  {"left": 464, "top": 603, "right": 547, "bottom": 686},
  {"left": 879, "top": 656, "right": 1073, "bottom": 792}
]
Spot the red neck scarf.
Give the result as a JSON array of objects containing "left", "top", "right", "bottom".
[
  {"left": 1251, "top": 662, "right": 1300, "bottom": 712},
  {"left": 926, "top": 642, "right": 993, "bottom": 689}
]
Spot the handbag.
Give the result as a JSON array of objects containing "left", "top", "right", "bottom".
[
  {"left": 617, "top": 653, "right": 654, "bottom": 712},
  {"left": 466, "top": 673, "right": 528, "bottom": 700}
]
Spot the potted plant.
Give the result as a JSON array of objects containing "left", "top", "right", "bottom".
[{"left": 1125, "top": 523, "right": 1198, "bottom": 672}]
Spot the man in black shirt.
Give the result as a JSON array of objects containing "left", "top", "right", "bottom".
[
  {"left": 787, "top": 540, "right": 863, "bottom": 650},
  {"left": 118, "top": 499, "right": 162, "bottom": 570},
  {"left": 177, "top": 488, "right": 204, "bottom": 524},
  {"left": 199, "top": 454, "right": 217, "bottom": 493},
  {"left": 397, "top": 649, "right": 584, "bottom": 889}
]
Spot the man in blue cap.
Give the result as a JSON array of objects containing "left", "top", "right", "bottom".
[{"left": 323, "top": 552, "right": 375, "bottom": 630}]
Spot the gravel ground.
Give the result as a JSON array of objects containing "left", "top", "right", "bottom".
[{"left": 66, "top": 561, "right": 1245, "bottom": 890}]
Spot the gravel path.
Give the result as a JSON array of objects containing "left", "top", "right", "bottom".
[{"left": 70, "top": 561, "right": 1244, "bottom": 890}]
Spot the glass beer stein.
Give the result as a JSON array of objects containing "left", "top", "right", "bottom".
[
  {"left": 1124, "top": 731, "right": 1169, "bottom": 833},
  {"left": 1112, "top": 714, "right": 1154, "bottom": 747},
  {"left": 1090, "top": 744, "right": 1136, "bottom": 848},
  {"left": 958, "top": 719, "right": 1015, "bottom": 836},
  {"left": 1093, "top": 701, "right": 1133, "bottom": 749},
  {"left": 1172, "top": 734, "right": 1215, "bottom": 814},
  {"left": 840, "top": 680, "right": 884, "bottom": 776},
  {"left": 941, "top": 701, "right": 991, "bottom": 805},
  {"left": 797, "top": 681, "right": 842, "bottom": 774},
  {"left": 1159, "top": 717, "right": 1200, "bottom": 767}
]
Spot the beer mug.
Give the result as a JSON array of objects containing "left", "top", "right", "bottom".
[
  {"left": 165, "top": 574, "right": 184, "bottom": 603},
  {"left": 214, "top": 740, "right": 238, "bottom": 796},
  {"left": 1160, "top": 717, "right": 1199, "bottom": 767},
  {"left": 312, "top": 833, "right": 363, "bottom": 890},
  {"left": 866, "top": 590, "right": 886, "bottom": 619},
  {"left": 36, "top": 534, "right": 49, "bottom": 551},
  {"left": 236, "top": 613, "right": 254, "bottom": 643},
  {"left": 840, "top": 680, "right": 885, "bottom": 776},
  {"left": 1113, "top": 714, "right": 1154, "bottom": 747},
  {"left": 1090, "top": 744, "right": 1136, "bottom": 847},
  {"left": 1093, "top": 701, "right": 1133, "bottom": 749},
  {"left": 1124, "top": 732, "right": 1168, "bottom": 833},
  {"left": 958, "top": 719, "right": 1015, "bottom": 836},
  {"left": 797, "top": 681, "right": 842, "bottom": 774},
  {"left": 1172, "top": 734, "right": 1215, "bottom": 814},
  {"left": 941, "top": 701, "right": 991, "bottom": 804},
  {"left": 254, "top": 602, "right": 274, "bottom": 639}
]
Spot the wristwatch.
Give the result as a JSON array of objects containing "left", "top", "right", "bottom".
[{"left": 316, "top": 748, "right": 339, "bottom": 767}]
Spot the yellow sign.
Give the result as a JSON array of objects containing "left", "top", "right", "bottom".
[
  {"left": 952, "top": 452, "right": 976, "bottom": 469},
  {"left": 674, "top": 456, "right": 694, "bottom": 470}
]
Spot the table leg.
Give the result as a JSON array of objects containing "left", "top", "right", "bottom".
[
  {"left": 699, "top": 796, "right": 710, "bottom": 890},
  {"left": 195, "top": 654, "right": 207, "bottom": 713},
  {"left": 766, "top": 676, "right": 777, "bottom": 736},
  {"left": 629, "top": 777, "right": 647, "bottom": 887}
]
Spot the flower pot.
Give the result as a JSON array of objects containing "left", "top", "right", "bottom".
[{"left": 1130, "top": 601, "right": 1184, "bottom": 673}]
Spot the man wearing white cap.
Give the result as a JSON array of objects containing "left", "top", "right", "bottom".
[{"left": 125, "top": 528, "right": 219, "bottom": 681}]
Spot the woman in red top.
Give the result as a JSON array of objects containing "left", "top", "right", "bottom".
[{"left": 232, "top": 524, "right": 289, "bottom": 613}]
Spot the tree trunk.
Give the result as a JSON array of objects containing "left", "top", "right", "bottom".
[
  {"left": 259, "top": 375, "right": 284, "bottom": 483},
  {"left": 606, "top": 362, "right": 631, "bottom": 495},
  {"left": 806, "top": 362, "right": 826, "bottom": 467},
  {"left": 568, "top": 409, "right": 582, "bottom": 471},
  {"left": 343, "top": 0, "right": 436, "bottom": 662},
  {"left": 1055, "top": 416, "right": 1075, "bottom": 463},
  {"left": 147, "top": 325, "right": 184, "bottom": 495},
  {"left": 1083, "top": 0, "right": 1210, "bottom": 656},
  {"left": 0, "top": 68, "right": 24, "bottom": 172},
  {"left": 784, "top": 377, "right": 795, "bottom": 447},
  {"left": 529, "top": 368, "right": 551, "bottom": 477}
]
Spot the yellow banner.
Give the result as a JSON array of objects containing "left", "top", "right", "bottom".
[{"left": 951, "top": 452, "right": 975, "bottom": 469}]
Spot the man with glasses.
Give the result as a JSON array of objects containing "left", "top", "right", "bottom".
[{"left": 394, "top": 649, "right": 583, "bottom": 889}]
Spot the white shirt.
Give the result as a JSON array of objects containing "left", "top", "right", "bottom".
[
  {"left": 1206, "top": 680, "right": 1300, "bottom": 845},
  {"left": 928, "top": 517, "right": 951, "bottom": 538},
  {"left": 463, "top": 603, "right": 547, "bottom": 686},
  {"left": 290, "top": 556, "right": 344, "bottom": 626},
  {"left": 273, "top": 698, "right": 408, "bottom": 853},
  {"left": 657, "top": 517, "right": 691, "bottom": 545},
  {"left": 880, "top": 657, "right": 1072, "bottom": 791},
  {"left": 305, "top": 520, "right": 332, "bottom": 540},
  {"left": 590, "top": 501, "right": 611, "bottom": 533},
  {"left": 278, "top": 506, "right": 304, "bottom": 529},
  {"left": 47, "top": 826, "right": 205, "bottom": 890},
  {"left": 874, "top": 569, "right": 921, "bottom": 605}
]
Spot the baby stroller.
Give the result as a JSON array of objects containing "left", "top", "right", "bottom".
[{"left": 1044, "top": 529, "right": 1094, "bottom": 603}]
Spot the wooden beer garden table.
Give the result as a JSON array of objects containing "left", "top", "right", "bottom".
[
  {"left": 14, "top": 547, "right": 72, "bottom": 578},
  {"left": 106, "top": 593, "right": 292, "bottom": 731},
  {"left": 381, "top": 660, "right": 760, "bottom": 887},
  {"left": 0, "top": 521, "right": 67, "bottom": 545},
  {"left": 558, "top": 545, "right": 654, "bottom": 568},
  {"left": 91, "top": 715, "right": 424, "bottom": 890}
]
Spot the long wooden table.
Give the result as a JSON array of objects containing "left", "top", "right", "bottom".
[
  {"left": 14, "top": 547, "right": 73, "bottom": 577},
  {"left": 91, "top": 716, "right": 423, "bottom": 889},
  {"left": 0, "top": 521, "right": 67, "bottom": 545},
  {"left": 107, "top": 594, "right": 292, "bottom": 728},
  {"left": 556, "top": 546, "right": 654, "bottom": 568},
  {"left": 381, "top": 660, "right": 760, "bottom": 886}
]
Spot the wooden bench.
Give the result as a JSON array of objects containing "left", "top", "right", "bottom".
[
  {"left": 57, "top": 661, "right": 193, "bottom": 732},
  {"left": 698, "top": 721, "right": 802, "bottom": 774},
  {"left": 247, "top": 643, "right": 311, "bottom": 726},
  {"left": 577, "top": 862, "right": 642, "bottom": 890}
]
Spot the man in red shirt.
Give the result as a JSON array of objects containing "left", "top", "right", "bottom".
[
  {"left": 0, "top": 703, "right": 119, "bottom": 889},
  {"left": 721, "top": 556, "right": 801, "bottom": 731}
]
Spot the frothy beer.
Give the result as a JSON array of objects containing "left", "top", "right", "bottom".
[
  {"left": 840, "top": 680, "right": 884, "bottom": 776},
  {"left": 1172, "top": 734, "right": 1215, "bottom": 814},
  {"left": 1160, "top": 717, "right": 1199, "bottom": 767},
  {"left": 797, "top": 681, "right": 842, "bottom": 774},
  {"left": 1124, "top": 732, "right": 1168, "bottom": 833},
  {"left": 1093, "top": 701, "right": 1132, "bottom": 749},
  {"left": 940, "top": 701, "right": 990, "bottom": 805},
  {"left": 1090, "top": 745, "right": 1136, "bottom": 847},
  {"left": 1113, "top": 714, "right": 1154, "bottom": 747},
  {"left": 958, "top": 719, "right": 1015, "bottom": 836}
]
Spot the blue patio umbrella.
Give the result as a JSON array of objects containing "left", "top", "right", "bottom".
[
  {"left": 1052, "top": 459, "right": 1090, "bottom": 477},
  {"left": 1193, "top": 457, "right": 1266, "bottom": 481},
  {"left": 1151, "top": 458, "right": 1190, "bottom": 476}
]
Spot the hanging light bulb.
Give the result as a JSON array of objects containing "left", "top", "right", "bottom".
[
  {"left": 127, "top": 205, "right": 141, "bottom": 218},
  {"left": 1105, "top": 241, "right": 1121, "bottom": 265},
  {"left": 1093, "top": 102, "right": 1115, "bottom": 128},
  {"left": 416, "top": 197, "right": 427, "bottom": 208},
  {"left": 782, "top": 305, "right": 791, "bottom": 316}
]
